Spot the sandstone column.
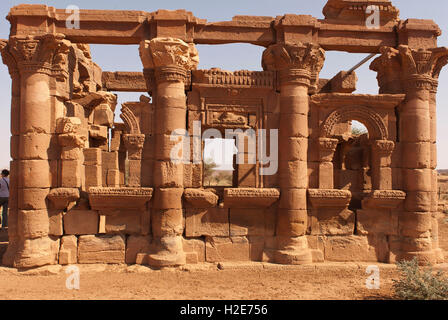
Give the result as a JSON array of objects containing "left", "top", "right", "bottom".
[
  {"left": 262, "top": 42, "right": 325, "bottom": 264},
  {"left": 399, "top": 46, "right": 448, "bottom": 263},
  {"left": 139, "top": 37, "right": 198, "bottom": 267},
  {"left": 397, "top": 46, "right": 447, "bottom": 264},
  {"left": 2, "top": 34, "right": 71, "bottom": 267},
  {"left": 0, "top": 40, "right": 20, "bottom": 266},
  {"left": 371, "top": 46, "right": 448, "bottom": 264},
  {"left": 429, "top": 78, "right": 446, "bottom": 262}
]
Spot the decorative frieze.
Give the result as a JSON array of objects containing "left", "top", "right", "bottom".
[
  {"left": 362, "top": 190, "right": 406, "bottom": 209},
  {"left": 224, "top": 188, "right": 280, "bottom": 208},
  {"left": 308, "top": 189, "right": 352, "bottom": 208},
  {"left": 193, "top": 69, "right": 275, "bottom": 88},
  {"left": 88, "top": 187, "right": 153, "bottom": 213},
  {"left": 184, "top": 188, "right": 219, "bottom": 208}
]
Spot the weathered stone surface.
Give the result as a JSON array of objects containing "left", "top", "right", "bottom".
[
  {"left": 312, "top": 208, "right": 355, "bottom": 236},
  {"left": 182, "top": 238, "right": 206, "bottom": 264},
  {"left": 14, "top": 236, "right": 60, "bottom": 269},
  {"left": 205, "top": 236, "right": 250, "bottom": 262},
  {"left": 64, "top": 210, "right": 99, "bottom": 235},
  {"left": 184, "top": 188, "right": 218, "bottom": 208},
  {"left": 49, "top": 211, "right": 63, "bottom": 236},
  {"left": 230, "top": 208, "right": 265, "bottom": 236},
  {"left": 18, "top": 188, "right": 49, "bottom": 210},
  {"left": 59, "top": 235, "right": 78, "bottom": 265},
  {"left": 105, "top": 211, "right": 142, "bottom": 235},
  {"left": 185, "top": 208, "right": 229, "bottom": 237},
  {"left": 18, "top": 210, "right": 49, "bottom": 239},
  {"left": 322, "top": 236, "right": 379, "bottom": 262},
  {"left": 47, "top": 188, "right": 80, "bottom": 210},
  {"left": 357, "top": 209, "right": 398, "bottom": 236},
  {"left": 125, "top": 235, "right": 152, "bottom": 264},
  {"left": 78, "top": 235, "right": 125, "bottom": 264}
]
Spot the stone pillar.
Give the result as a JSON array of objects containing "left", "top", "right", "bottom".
[
  {"left": 371, "top": 46, "right": 448, "bottom": 264},
  {"left": 373, "top": 46, "right": 448, "bottom": 264},
  {"left": 1, "top": 34, "right": 72, "bottom": 268},
  {"left": 318, "top": 138, "right": 338, "bottom": 189},
  {"left": 122, "top": 134, "right": 145, "bottom": 187},
  {"left": 399, "top": 46, "right": 448, "bottom": 264},
  {"left": 57, "top": 117, "right": 87, "bottom": 189},
  {"left": 0, "top": 40, "right": 20, "bottom": 266},
  {"left": 139, "top": 37, "right": 198, "bottom": 267},
  {"left": 371, "top": 140, "right": 395, "bottom": 190},
  {"left": 262, "top": 42, "right": 325, "bottom": 264},
  {"left": 429, "top": 80, "right": 445, "bottom": 262}
]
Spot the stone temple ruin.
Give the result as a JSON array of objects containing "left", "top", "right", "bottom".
[{"left": 1, "top": 0, "right": 448, "bottom": 269}]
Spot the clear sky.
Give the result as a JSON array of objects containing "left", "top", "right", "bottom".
[{"left": 0, "top": 0, "right": 447, "bottom": 169}]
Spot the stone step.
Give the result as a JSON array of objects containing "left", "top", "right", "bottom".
[{"left": 0, "top": 229, "right": 8, "bottom": 242}]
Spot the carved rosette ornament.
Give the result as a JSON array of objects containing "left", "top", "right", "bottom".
[
  {"left": 7, "top": 34, "right": 71, "bottom": 80},
  {"left": 122, "top": 134, "right": 145, "bottom": 160},
  {"left": 262, "top": 42, "right": 325, "bottom": 88},
  {"left": 139, "top": 37, "right": 199, "bottom": 85}
]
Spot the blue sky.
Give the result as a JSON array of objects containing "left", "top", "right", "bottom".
[{"left": 0, "top": 0, "right": 447, "bottom": 169}]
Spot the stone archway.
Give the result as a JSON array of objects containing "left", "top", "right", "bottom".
[
  {"left": 320, "top": 106, "right": 388, "bottom": 141},
  {"left": 317, "top": 105, "right": 393, "bottom": 195}
]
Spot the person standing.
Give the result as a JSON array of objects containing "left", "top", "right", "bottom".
[{"left": 0, "top": 169, "right": 9, "bottom": 229}]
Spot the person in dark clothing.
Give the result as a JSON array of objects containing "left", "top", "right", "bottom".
[{"left": 0, "top": 169, "right": 10, "bottom": 229}]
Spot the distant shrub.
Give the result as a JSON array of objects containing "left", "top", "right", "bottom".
[{"left": 393, "top": 258, "right": 448, "bottom": 300}]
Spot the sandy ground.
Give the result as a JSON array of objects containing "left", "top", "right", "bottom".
[{"left": 0, "top": 262, "right": 400, "bottom": 300}]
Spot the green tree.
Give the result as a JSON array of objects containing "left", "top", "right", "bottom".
[
  {"left": 203, "top": 158, "right": 217, "bottom": 186},
  {"left": 215, "top": 171, "right": 233, "bottom": 186}
]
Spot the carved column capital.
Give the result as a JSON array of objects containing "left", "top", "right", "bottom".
[
  {"left": 139, "top": 37, "right": 199, "bottom": 85},
  {"left": 7, "top": 34, "right": 71, "bottom": 79},
  {"left": 372, "top": 140, "right": 395, "bottom": 156},
  {"left": 262, "top": 42, "right": 325, "bottom": 88},
  {"left": 370, "top": 47, "right": 404, "bottom": 94},
  {"left": 0, "top": 40, "right": 19, "bottom": 78},
  {"left": 371, "top": 45, "right": 448, "bottom": 93},
  {"left": 318, "top": 137, "right": 339, "bottom": 161},
  {"left": 123, "top": 134, "right": 145, "bottom": 160}
]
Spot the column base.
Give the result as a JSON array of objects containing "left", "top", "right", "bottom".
[
  {"left": 395, "top": 250, "right": 437, "bottom": 266},
  {"left": 148, "top": 252, "right": 186, "bottom": 268},
  {"left": 13, "top": 236, "right": 59, "bottom": 269},
  {"left": 434, "top": 248, "right": 445, "bottom": 264},
  {"left": 148, "top": 235, "right": 186, "bottom": 268},
  {"left": 1, "top": 238, "right": 18, "bottom": 267},
  {"left": 274, "top": 249, "right": 313, "bottom": 265},
  {"left": 274, "top": 236, "right": 313, "bottom": 265}
]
